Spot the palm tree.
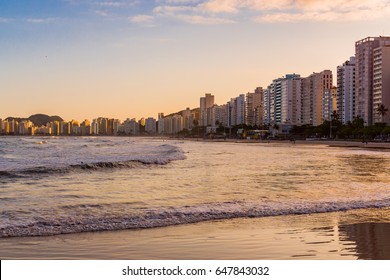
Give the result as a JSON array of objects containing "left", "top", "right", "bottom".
[
  {"left": 376, "top": 104, "right": 389, "bottom": 123},
  {"left": 331, "top": 110, "right": 340, "bottom": 122}
]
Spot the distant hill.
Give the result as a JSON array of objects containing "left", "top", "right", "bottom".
[
  {"left": 165, "top": 107, "right": 199, "bottom": 118},
  {"left": 6, "top": 114, "right": 63, "bottom": 127},
  {"left": 28, "top": 114, "right": 63, "bottom": 127}
]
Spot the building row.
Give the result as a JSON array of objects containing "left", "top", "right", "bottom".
[
  {"left": 178, "top": 36, "right": 390, "bottom": 133},
  {"left": 0, "top": 117, "right": 158, "bottom": 136},
  {"left": 1, "top": 36, "right": 389, "bottom": 136},
  {"left": 192, "top": 71, "right": 334, "bottom": 131}
]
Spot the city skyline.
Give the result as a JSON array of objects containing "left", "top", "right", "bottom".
[{"left": 1, "top": 1, "right": 390, "bottom": 120}]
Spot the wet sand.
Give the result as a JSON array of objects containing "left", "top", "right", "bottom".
[
  {"left": 197, "top": 138, "right": 390, "bottom": 149},
  {"left": 2, "top": 207, "right": 390, "bottom": 260}
]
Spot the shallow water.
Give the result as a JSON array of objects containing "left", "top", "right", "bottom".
[
  {"left": 1, "top": 137, "right": 390, "bottom": 259},
  {"left": 2, "top": 208, "right": 390, "bottom": 259}
]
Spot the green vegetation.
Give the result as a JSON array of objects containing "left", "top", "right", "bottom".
[{"left": 290, "top": 115, "right": 390, "bottom": 140}]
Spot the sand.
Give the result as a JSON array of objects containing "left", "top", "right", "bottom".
[{"left": 2, "top": 207, "right": 390, "bottom": 260}]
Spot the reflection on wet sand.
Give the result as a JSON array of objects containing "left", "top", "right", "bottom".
[
  {"left": 339, "top": 223, "right": 390, "bottom": 260},
  {"left": 2, "top": 210, "right": 390, "bottom": 259}
]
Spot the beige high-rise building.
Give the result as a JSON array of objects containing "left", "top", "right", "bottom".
[
  {"left": 301, "top": 70, "right": 333, "bottom": 126},
  {"left": 281, "top": 76, "right": 302, "bottom": 125},
  {"left": 246, "top": 87, "right": 263, "bottom": 127},
  {"left": 80, "top": 119, "right": 91, "bottom": 136},
  {"left": 373, "top": 45, "right": 390, "bottom": 123},
  {"left": 200, "top": 93, "right": 214, "bottom": 126},
  {"left": 355, "top": 36, "right": 390, "bottom": 125}
]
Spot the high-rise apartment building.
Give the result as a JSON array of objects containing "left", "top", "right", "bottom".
[
  {"left": 355, "top": 36, "right": 390, "bottom": 125},
  {"left": 157, "top": 113, "right": 165, "bottom": 134},
  {"left": 281, "top": 75, "right": 302, "bottom": 125},
  {"left": 208, "top": 104, "right": 227, "bottom": 128},
  {"left": 228, "top": 94, "right": 246, "bottom": 126},
  {"left": 200, "top": 93, "right": 214, "bottom": 126},
  {"left": 123, "top": 118, "right": 138, "bottom": 135},
  {"left": 50, "top": 121, "right": 60, "bottom": 136},
  {"left": 145, "top": 117, "right": 157, "bottom": 134},
  {"left": 264, "top": 74, "right": 301, "bottom": 125},
  {"left": 337, "top": 57, "right": 356, "bottom": 124},
  {"left": 80, "top": 119, "right": 91, "bottom": 136},
  {"left": 262, "top": 87, "right": 271, "bottom": 125},
  {"left": 373, "top": 45, "right": 390, "bottom": 123},
  {"left": 181, "top": 108, "right": 193, "bottom": 131},
  {"left": 322, "top": 87, "right": 337, "bottom": 122},
  {"left": 301, "top": 70, "right": 333, "bottom": 126},
  {"left": 253, "top": 87, "right": 263, "bottom": 127},
  {"left": 162, "top": 114, "right": 183, "bottom": 134},
  {"left": 245, "top": 87, "right": 263, "bottom": 127}
]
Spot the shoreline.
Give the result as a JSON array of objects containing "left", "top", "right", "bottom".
[
  {"left": 2, "top": 135, "right": 390, "bottom": 150},
  {"left": 176, "top": 137, "right": 390, "bottom": 150},
  {"left": 2, "top": 207, "right": 390, "bottom": 260}
]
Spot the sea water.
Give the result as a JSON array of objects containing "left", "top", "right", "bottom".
[{"left": 1, "top": 136, "right": 390, "bottom": 239}]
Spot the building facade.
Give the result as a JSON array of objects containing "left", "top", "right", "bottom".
[
  {"left": 355, "top": 36, "right": 390, "bottom": 125},
  {"left": 337, "top": 57, "right": 356, "bottom": 124},
  {"left": 301, "top": 70, "right": 333, "bottom": 126},
  {"left": 373, "top": 45, "right": 390, "bottom": 123},
  {"left": 281, "top": 75, "right": 302, "bottom": 125},
  {"left": 200, "top": 93, "right": 214, "bottom": 126}
]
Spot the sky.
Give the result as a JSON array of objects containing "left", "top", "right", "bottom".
[{"left": 1, "top": 0, "right": 390, "bottom": 121}]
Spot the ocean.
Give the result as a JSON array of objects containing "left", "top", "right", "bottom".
[{"left": 1, "top": 136, "right": 390, "bottom": 259}]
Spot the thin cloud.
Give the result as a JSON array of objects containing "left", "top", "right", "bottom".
[
  {"left": 255, "top": 1, "right": 390, "bottom": 22},
  {"left": 26, "top": 18, "right": 55, "bottom": 23},
  {"left": 0, "top": 17, "right": 11, "bottom": 23},
  {"left": 130, "top": 14, "right": 154, "bottom": 24},
  {"left": 153, "top": 3, "right": 234, "bottom": 25},
  {"left": 198, "top": 0, "right": 390, "bottom": 22},
  {"left": 178, "top": 14, "right": 234, "bottom": 24},
  {"left": 164, "top": 0, "right": 202, "bottom": 3},
  {"left": 199, "top": 0, "right": 240, "bottom": 13},
  {"left": 95, "top": 10, "right": 110, "bottom": 17},
  {"left": 97, "top": 1, "right": 126, "bottom": 7}
]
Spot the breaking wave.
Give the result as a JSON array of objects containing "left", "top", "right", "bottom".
[
  {"left": 2, "top": 199, "right": 390, "bottom": 238},
  {"left": 0, "top": 144, "right": 185, "bottom": 178}
]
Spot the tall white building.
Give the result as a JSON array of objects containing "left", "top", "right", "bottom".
[
  {"left": 262, "top": 87, "right": 271, "bottom": 125},
  {"left": 337, "top": 57, "right": 356, "bottom": 124},
  {"left": 228, "top": 94, "right": 246, "bottom": 126},
  {"left": 322, "top": 87, "right": 337, "bottom": 122},
  {"left": 272, "top": 78, "right": 283, "bottom": 124},
  {"left": 158, "top": 113, "right": 165, "bottom": 134},
  {"left": 373, "top": 45, "right": 390, "bottom": 123},
  {"left": 124, "top": 118, "right": 138, "bottom": 135},
  {"left": 263, "top": 74, "right": 301, "bottom": 125},
  {"left": 281, "top": 75, "right": 302, "bottom": 125},
  {"left": 145, "top": 117, "right": 157, "bottom": 134},
  {"left": 355, "top": 36, "right": 390, "bottom": 125}
]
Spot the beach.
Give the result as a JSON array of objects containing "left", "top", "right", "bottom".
[
  {"left": 1, "top": 137, "right": 390, "bottom": 260},
  {"left": 2, "top": 207, "right": 390, "bottom": 259}
]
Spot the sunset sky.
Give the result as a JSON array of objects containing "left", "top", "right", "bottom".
[{"left": 1, "top": 0, "right": 390, "bottom": 121}]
